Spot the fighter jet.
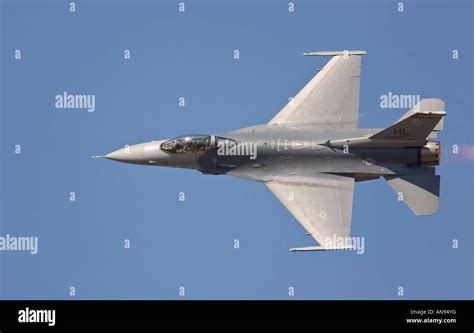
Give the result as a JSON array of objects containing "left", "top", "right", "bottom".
[{"left": 98, "top": 50, "right": 446, "bottom": 252}]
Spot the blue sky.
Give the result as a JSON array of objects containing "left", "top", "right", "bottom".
[{"left": 1, "top": 0, "right": 472, "bottom": 299}]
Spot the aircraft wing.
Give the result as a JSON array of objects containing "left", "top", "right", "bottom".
[
  {"left": 269, "top": 51, "right": 364, "bottom": 127},
  {"left": 265, "top": 173, "right": 355, "bottom": 251}
]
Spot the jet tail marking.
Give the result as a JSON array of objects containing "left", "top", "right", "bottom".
[{"left": 370, "top": 99, "right": 446, "bottom": 141}]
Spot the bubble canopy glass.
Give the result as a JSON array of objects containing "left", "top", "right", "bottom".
[{"left": 160, "top": 134, "right": 236, "bottom": 155}]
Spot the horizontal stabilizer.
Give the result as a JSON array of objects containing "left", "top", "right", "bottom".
[
  {"left": 371, "top": 99, "right": 446, "bottom": 141},
  {"left": 385, "top": 174, "right": 440, "bottom": 215},
  {"left": 396, "top": 99, "right": 445, "bottom": 138},
  {"left": 396, "top": 99, "right": 445, "bottom": 123}
]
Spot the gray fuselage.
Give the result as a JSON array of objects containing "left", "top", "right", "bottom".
[{"left": 104, "top": 124, "right": 430, "bottom": 183}]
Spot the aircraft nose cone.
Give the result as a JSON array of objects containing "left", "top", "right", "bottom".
[{"left": 105, "top": 143, "right": 146, "bottom": 164}]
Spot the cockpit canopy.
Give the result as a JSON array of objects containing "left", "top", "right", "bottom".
[{"left": 160, "top": 134, "right": 237, "bottom": 155}]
